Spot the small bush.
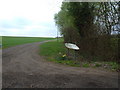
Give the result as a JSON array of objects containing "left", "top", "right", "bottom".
[
  {"left": 82, "top": 63, "right": 90, "bottom": 68},
  {"left": 95, "top": 63, "right": 102, "bottom": 67}
]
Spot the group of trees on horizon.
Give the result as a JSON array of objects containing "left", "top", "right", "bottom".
[{"left": 54, "top": 2, "right": 120, "bottom": 62}]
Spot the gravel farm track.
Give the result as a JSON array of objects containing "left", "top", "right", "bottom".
[{"left": 2, "top": 40, "right": 119, "bottom": 88}]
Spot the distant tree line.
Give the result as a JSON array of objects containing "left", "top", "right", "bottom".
[{"left": 54, "top": 2, "right": 120, "bottom": 62}]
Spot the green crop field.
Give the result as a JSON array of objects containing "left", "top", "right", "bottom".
[
  {"left": 2, "top": 36, "right": 55, "bottom": 48},
  {"left": 0, "top": 36, "right": 2, "bottom": 44}
]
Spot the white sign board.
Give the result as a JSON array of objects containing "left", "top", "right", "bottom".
[{"left": 65, "top": 43, "right": 79, "bottom": 50}]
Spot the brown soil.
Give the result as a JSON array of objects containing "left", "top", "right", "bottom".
[{"left": 2, "top": 41, "right": 119, "bottom": 88}]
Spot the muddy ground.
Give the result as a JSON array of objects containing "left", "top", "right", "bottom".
[{"left": 2, "top": 41, "right": 119, "bottom": 88}]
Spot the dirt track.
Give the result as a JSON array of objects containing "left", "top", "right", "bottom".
[{"left": 2, "top": 41, "right": 118, "bottom": 88}]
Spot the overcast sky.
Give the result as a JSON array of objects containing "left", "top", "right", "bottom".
[{"left": 0, "top": 0, "right": 63, "bottom": 37}]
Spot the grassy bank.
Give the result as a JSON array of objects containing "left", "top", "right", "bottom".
[
  {"left": 40, "top": 40, "right": 119, "bottom": 71},
  {"left": 2, "top": 36, "right": 55, "bottom": 48}
]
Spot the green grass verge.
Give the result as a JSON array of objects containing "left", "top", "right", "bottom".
[
  {"left": 40, "top": 39, "right": 81, "bottom": 67},
  {"left": 40, "top": 40, "right": 120, "bottom": 71},
  {"left": 40, "top": 40, "right": 65, "bottom": 56},
  {"left": 2, "top": 36, "right": 55, "bottom": 48}
]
